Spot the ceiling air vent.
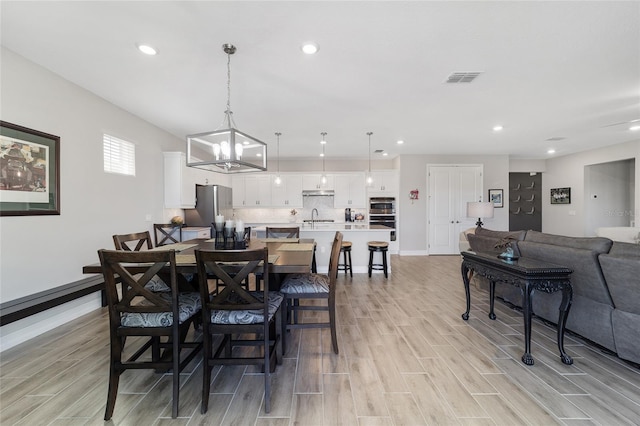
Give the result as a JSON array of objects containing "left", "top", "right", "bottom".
[
  {"left": 545, "top": 137, "right": 566, "bottom": 141},
  {"left": 374, "top": 149, "right": 384, "bottom": 153},
  {"left": 446, "top": 72, "right": 482, "bottom": 83}
]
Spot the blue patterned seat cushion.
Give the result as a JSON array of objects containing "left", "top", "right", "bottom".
[
  {"left": 209, "top": 291, "right": 284, "bottom": 325},
  {"left": 121, "top": 292, "right": 201, "bottom": 327},
  {"left": 280, "top": 273, "right": 329, "bottom": 294},
  {"left": 144, "top": 275, "right": 171, "bottom": 292}
]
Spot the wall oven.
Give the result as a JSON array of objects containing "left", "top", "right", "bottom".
[{"left": 369, "top": 197, "right": 396, "bottom": 240}]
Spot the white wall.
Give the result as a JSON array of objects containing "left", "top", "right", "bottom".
[
  {"left": 585, "top": 159, "right": 634, "bottom": 233},
  {"left": 543, "top": 140, "right": 639, "bottom": 236},
  {"left": 0, "top": 48, "right": 187, "bottom": 350},
  {"left": 397, "top": 153, "right": 510, "bottom": 254}
]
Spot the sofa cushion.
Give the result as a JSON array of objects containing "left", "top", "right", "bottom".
[
  {"left": 518, "top": 240, "right": 612, "bottom": 305},
  {"left": 475, "top": 227, "right": 527, "bottom": 242},
  {"left": 599, "top": 252, "right": 640, "bottom": 314},
  {"left": 467, "top": 233, "right": 503, "bottom": 254},
  {"left": 468, "top": 228, "right": 526, "bottom": 256},
  {"left": 607, "top": 241, "right": 640, "bottom": 258},
  {"left": 611, "top": 310, "right": 640, "bottom": 364},
  {"left": 523, "top": 230, "right": 612, "bottom": 253}
]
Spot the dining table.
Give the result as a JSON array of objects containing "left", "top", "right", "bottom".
[{"left": 82, "top": 237, "right": 315, "bottom": 297}]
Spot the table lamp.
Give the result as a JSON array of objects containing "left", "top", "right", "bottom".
[{"left": 467, "top": 201, "right": 494, "bottom": 230}]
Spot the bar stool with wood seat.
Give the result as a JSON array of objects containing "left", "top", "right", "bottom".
[
  {"left": 337, "top": 241, "right": 353, "bottom": 277},
  {"left": 367, "top": 241, "right": 389, "bottom": 278}
]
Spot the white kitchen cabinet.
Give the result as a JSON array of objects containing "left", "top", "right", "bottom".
[
  {"left": 367, "top": 170, "right": 399, "bottom": 195},
  {"left": 271, "top": 174, "right": 303, "bottom": 207},
  {"left": 333, "top": 173, "right": 366, "bottom": 207},
  {"left": 232, "top": 174, "right": 272, "bottom": 207},
  {"left": 302, "top": 174, "right": 334, "bottom": 191},
  {"left": 163, "top": 152, "right": 196, "bottom": 208}
]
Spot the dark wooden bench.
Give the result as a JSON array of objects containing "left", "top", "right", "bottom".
[{"left": 0, "top": 276, "right": 106, "bottom": 326}]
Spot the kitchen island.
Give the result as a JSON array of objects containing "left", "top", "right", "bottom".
[{"left": 252, "top": 223, "right": 395, "bottom": 274}]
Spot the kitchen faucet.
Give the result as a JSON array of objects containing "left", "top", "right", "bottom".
[{"left": 311, "top": 208, "right": 319, "bottom": 225}]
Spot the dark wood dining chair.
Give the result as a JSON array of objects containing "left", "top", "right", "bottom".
[
  {"left": 266, "top": 226, "right": 300, "bottom": 239},
  {"left": 153, "top": 223, "right": 183, "bottom": 246},
  {"left": 112, "top": 231, "right": 153, "bottom": 251},
  {"left": 112, "top": 231, "right": 171, "bottom": 291},
  {"left": 98, "top": 249, "right": 202, "bottom": 420},
  {"left": 195, "top": 247, "right": 283, "bottom": 414},
  {"left": 279, "top": 231, "right": 342, "bottom": 354}
]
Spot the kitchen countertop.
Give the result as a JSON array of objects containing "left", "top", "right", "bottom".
[{"left": 251, "top": 223, "right": 393, "bottom": 232}]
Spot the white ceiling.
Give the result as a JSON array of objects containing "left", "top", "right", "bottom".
[{"left": 1, "top": 1, "right": 639, "bottom": 160}]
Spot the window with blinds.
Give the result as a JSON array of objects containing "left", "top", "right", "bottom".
[{"left": 103, "top": 134, "right": 135, "bottom": 176}]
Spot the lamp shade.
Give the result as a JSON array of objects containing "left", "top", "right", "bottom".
[{"left": 467, "top": 202, "right": 494, "bottom": 219}]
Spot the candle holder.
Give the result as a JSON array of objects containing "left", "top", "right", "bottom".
[
  {"left": 234, "top": 231, "right": 247, "bottom": 249},
  {"left": 212, "top": 222, "right": 225, "bottom": 249},
  {"left": 224, "top": 227, "right": 236, "bottom": 249}
]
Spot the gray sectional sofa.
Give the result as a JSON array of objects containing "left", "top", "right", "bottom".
[{"left": 465, "top": 227, "right": 640, "bottom": 365}]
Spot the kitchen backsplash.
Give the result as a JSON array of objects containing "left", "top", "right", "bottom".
[{"left": 233, "top": 201, "right": 366, "bottom": 224}]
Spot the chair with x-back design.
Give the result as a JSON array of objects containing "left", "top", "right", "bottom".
[
  {"left": 153, "top": 223, "right": 183, "bottom": 246},
  {"left": 98, "top": 249, "right": 202, "bottom": 420},
  {"left": 195, "top": 247, "right": 284, "bottom": 414}
]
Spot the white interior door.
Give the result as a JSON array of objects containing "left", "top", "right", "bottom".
[{"left": 428, "top": 165, "right": 482, "bottom": 254}]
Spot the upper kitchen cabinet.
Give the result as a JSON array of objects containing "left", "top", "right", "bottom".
[
  {"left": 367, "top": 170, "right": 399, "bottom": 195},
  {"left": 302, "top": 174, "right": 334, "bottom": 191},
  {"left": 163, "top": 152, "right": 197, "bottom": 208},
  {"left": 271, "top": 174, "right": 303, "bottom": 207},
  {"left": 164, "top": 152, "right": 230, "bottom": 209},
  {"left": 333, "top": 173, "right": 366, "bottom": 207},
  {"left": 232, "top": 174, "right": 272, "bottom": 207}
]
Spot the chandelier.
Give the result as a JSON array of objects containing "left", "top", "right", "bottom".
[{"left": 186, "top": 44, "right": 267, "bottom": 173}]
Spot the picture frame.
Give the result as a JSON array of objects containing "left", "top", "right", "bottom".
[
  {"left": 550, "top": 187, "right": 571, "bottom": 204},
  {"left": 0, "top": 121, "right": 60, "bottom": 216},
  {"left": 488, "top": 188, "right": 504, "bottom": 208}
]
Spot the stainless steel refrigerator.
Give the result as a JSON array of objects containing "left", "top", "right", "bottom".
[{"left": 184, "top": 185, "right": 233, "bottom": 227}]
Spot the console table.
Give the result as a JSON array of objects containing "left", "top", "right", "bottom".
[{"left": 460, "top": 251, "right": 573, "bottom": 366}]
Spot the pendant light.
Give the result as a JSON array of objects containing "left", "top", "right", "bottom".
[
  {"left": 186, "top": 44, "right": 267, "bottom": 173},
  {"left": 366, "top": 131, "right": 373, "bottom": 186},
  {"left": 274, "top": 132, "right": 282, "bottom": 186},
  {"left": 320, "top": 132, "right": 327, "bottom": 184}
]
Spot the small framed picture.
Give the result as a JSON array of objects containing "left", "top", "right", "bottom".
[
  {"left": 551, "top": 187, "right": 571, "bottom": 204},
  {"left": 488, "top": 189, "right": 503, "bottom": 208}
]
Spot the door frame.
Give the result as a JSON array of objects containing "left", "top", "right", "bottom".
[{"left": 426, "top": 164, "right": 483, "bottom": 255}]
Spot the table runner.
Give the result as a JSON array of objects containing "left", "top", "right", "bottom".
[
  {"left": 176, "top": 254, "right": 279, "bottom": 266},
  {"left": 277, "top": 243, "right": 314, "bottom": 251},
  {"left": 149, "top": 243, "right": 198, "bottom": 252}
]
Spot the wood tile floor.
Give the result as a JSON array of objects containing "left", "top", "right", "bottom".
[{"left": 2, "top": 255, "right": 640, "bottom": 425}]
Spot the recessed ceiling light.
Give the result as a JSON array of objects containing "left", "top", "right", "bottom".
[
  {"left": 301, "top": 42, "right": 319, "bottom": 55},
  {"left": 137, "top": 44, "right": 157, "bottom": 55},
  {"left": 630, "top": 125, "right": 640, "bottom": 131},
  {"left": 319, "top": 152, "right": 325, "bottom": 157},
  {"left": 382, "top": 152, "right": 388, "bottom": 156},
  {"left": 396, "top": 140, "right": 404, "bottom": 145},
  {"left": 547, "top": 149, "right": 556, "bottom": 154},
  {"left": 493, "top": 125, "right": 503, "bottom": 132}
]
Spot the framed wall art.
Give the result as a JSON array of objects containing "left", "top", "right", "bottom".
[
  {"left": 488, "top": 188, "right": 504, "bottom": 208},
  {"left": 550, "top": 187, "right": 571, "bottom": 204},
  {"left": 0, "top": 121, "right": 60, "bottom": 216}
]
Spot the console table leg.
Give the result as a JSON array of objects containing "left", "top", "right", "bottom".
[
  {"left": 521, "top": 283, "right": 534, "bottom": 365},
  {"left": 557, "top": 285, "right": 574, "bottom": 365},
  {"left": 461, "top": 263, "right": 471, "bottom": 321},
  {"left": 489, "top": 281, "right": 497, "bottom": 320}
]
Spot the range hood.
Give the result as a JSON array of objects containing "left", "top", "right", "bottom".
[{"left": 302, "top": 189, "right": 335, "bottom": 197}]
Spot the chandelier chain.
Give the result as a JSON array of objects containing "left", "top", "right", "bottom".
[
  {"left": 367, "top": 131, "right": 373, "bottom": 173},
  {"left": 275, "top": 132, "right": 281, "bottom": 173}
]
